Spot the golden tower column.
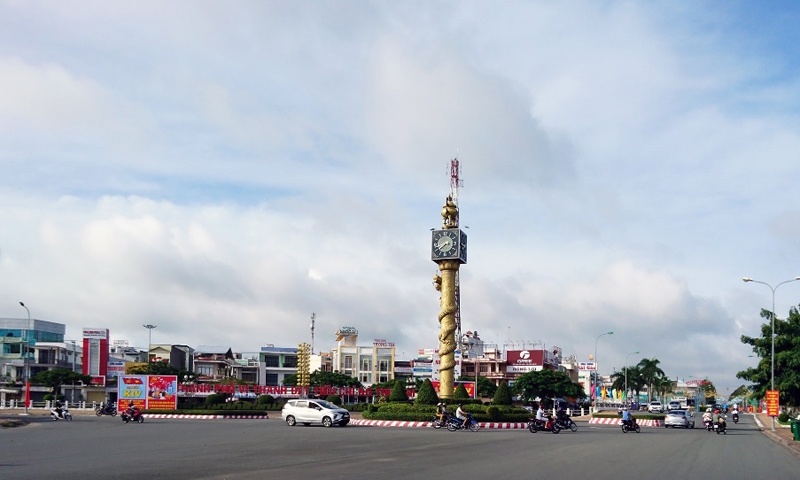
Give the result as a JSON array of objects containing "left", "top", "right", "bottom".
[{"left": 431, "top": 194, "right": 466, "bottom": 400}]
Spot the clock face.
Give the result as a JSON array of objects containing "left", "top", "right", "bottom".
[{"left": 432, "top": 229, "right": 459, "bottom": 258}]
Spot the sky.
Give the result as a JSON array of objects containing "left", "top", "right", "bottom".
[{"left": 2, "top": 1, "right": 800, "bottom": 397}]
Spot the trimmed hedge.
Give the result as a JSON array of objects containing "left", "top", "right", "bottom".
[
  {"left": 593, "top": 413, "right": 665, "bottom": 420},
  {"left": 144, "top": 409, "right": 270, "bottom": 415},
  {"left": 360, "top": 402, "right": 530, "bottom": 422}
]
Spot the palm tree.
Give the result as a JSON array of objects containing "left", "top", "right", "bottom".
[
  {"left": 638, "top": 358, "right": 665, "bottom": 403},
  {"left": 625, "top": 365, "right": 646, "bottom": 406}
]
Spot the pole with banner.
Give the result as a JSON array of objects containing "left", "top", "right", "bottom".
[{"left": 766, "top": 390, "right": 779, "bottom": 417}]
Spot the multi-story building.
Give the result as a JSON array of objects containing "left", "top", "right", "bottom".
[
  {"left": 0, "top": 317, "right": 65, "bottom": 381},
  {"left": 330, "top": 327, "right": 394, "bottom": 386},
  {"left": 149, "top": 344, "right": 194, "bottom": 372},
  {"left": 233, "top": 351, "right": 261, "bottom": 384},
  {"left": 311, "top": 351, "right": 334, "bottom": 373},
  {"left": 193, "top": 346, "right": 235, "bottom": 383},
  {"left": 260, "top": 346, "right": 297, "bottom": 386}
]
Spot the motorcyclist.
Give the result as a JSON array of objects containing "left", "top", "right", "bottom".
[
  {"left": 54, "top": 400, "right": 64, "bottom": 418},
  {"left": 713, "top": 408, "right": 725, "bottom": 431},
  {"left": 702, "top": 407, "right": 713, "bottom": 427},
  {"left": 456, "top": 404, "right": 469, "bottom": 429},
  {"left": 436, "top": 402, "right": 449, "bottom": 422},
  {"left": 621, "top": 407, "right": 632, "bottom": 428},
  {"left": 536, "top": 403, "right": 546, "bottom": 427}
]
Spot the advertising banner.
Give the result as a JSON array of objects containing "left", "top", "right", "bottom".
[
  {"left": 578, "top": 362, "right": 597, "bottom": 371},
  {"left": 429, "top": 381, "right": 475, "bottom": 398},
  {"left": 118, "top": 375, "right": 147, "bottom": 411},
  {"left": 147, "top": 375, "right": 178, "bottom": 410},
  {"left": 766, "top": 390, "right": 779, "bottom": 417},
  {"left": 118, "top": 375, "right": 178, "bottom": 411}
]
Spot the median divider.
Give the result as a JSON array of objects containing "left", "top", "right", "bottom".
[
  {"left": 350, "top": 419, "right": 528, "bottom": 428},
  {"left": 589, "top": 418, "right": 662, "bottom": 427},
  {"left": 143, "top": 414, "right": 270, "bottom": 420}
]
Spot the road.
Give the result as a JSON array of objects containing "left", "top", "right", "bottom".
[{"left": 1, "top": 413, "right": 796, "bottom": 479}]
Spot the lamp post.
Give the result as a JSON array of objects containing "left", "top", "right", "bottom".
[
  {"left": 143, "top": 324, "right": 157, "bottom": 364},
  {"left": 593, "top": 331, "right": 613, "bottom": 411},
  {"left": 625, "top": 350, "right": 640, "bottom": 407},
  {"left": 19, "top": 302, "right": 31, "bottom": 415},
  {"left": 66, "top": 340, "right": 78, "bottom": 404},
  {"left": 742, "top": 276, "right": 800, "bottom": 431}
]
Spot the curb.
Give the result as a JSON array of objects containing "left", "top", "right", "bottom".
[
  {"left": 589, "top": 418, "right": 663, "bottom": 427},
  {"left": 143, "top": 414, "right": 270, "bottom": 420},
  {"left": 350, "top": 420, "right": 528, "bottom": 429}
]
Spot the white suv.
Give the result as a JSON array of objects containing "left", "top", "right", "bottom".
[
  {"left": 281, "top": 399, "right": 350, "bottom": 427},
  {"left": 648, "top": 401, "right": 663, "bottom": 413}
]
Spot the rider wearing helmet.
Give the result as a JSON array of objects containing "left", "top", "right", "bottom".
[{"left": 436, "top": 402, "right": 448, "bottom": 421}]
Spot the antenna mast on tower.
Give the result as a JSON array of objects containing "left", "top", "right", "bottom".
[
  {"left": 450, "top": 157, "right": 464, "bottom": 351},
  {"left": 310, "top": 313, "right": 316, "bottom": 355}
]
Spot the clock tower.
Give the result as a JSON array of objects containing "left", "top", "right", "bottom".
[{"left": 432, "top": 193, "right": 466, "bottom": 399}]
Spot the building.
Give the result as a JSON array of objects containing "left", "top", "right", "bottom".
[
  {"left": 149, "top": 344, "right": 195, "bottom": 372},
  {"left": 234, "top": 351, "right": 261, "bottom": 384},
  {"left": 193, "top": 346, "right": 235, "bottom": 383},
  {"left": 330, "top": 327, "right": 395, "bottom": 386},
  {"left": 260, "top": 346, "right": 298, "bottom": 386},
  {"left": 0, "top": 317, "right": 65, "bottom": 381},
  {"left": 311, "top": 351, "right": 334, "bottom": 373}
]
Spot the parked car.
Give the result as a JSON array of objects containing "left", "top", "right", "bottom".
[
  {"left": 648, "top": 401, "right": 664, "bottom": 413},
  {"left": 664, "top": 409, "right": 695, "bottom": 428},
  {"left": 281, "top": 399, "right": 350, "bottom": 427},
  {"left": 667, "top": 401, "right": 682, "bottom": 411}
]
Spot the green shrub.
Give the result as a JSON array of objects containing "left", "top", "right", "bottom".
[
  {"left": 779, "top": 412, "right": 790, "bottom": 423},
  {"left": 390, "top": 381, "right": 409, "bottom": 402},
  {"left": 454, "top": 384, "right": 470, "bottom": 400},
  {"left": 206, "top": 393, "right": 226, "bottom": 406},
  {"left": 326, "top": 394, "right": 342, "bottom": 405},
  {"left": 492, "top": 382, "right": 512, "bottom": 405},
  {"left": 487, "top": 406, "right": 500, "bottom": 421},
  {"left": 415, "top": 379, "right": 439, "bottom": 405},
  {"left": 257, "top": 395, "right": 275, "bottom": 405}
]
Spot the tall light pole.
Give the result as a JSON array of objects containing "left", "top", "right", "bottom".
[
  {"left": 66, "top": 340, "right": 77, "bottom": 404},
  {"left": 743, "top": 276, "right": 800, "bottom": 431},
  {"left": 593, "top": 331, "right": 613, "bottom": 410},
  {"left": 625, "top": 351, "right": 639, "bottom": 407},
  {"left": 143, "top": 324, "right": 157, "bottom": 364},
  {"left": 19, "top": 302, "right": 31, "bottom": 414}
]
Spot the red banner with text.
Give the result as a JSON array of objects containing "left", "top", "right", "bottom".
[{"left": 766, "top": 390, "right": 779, "bottom": 416}]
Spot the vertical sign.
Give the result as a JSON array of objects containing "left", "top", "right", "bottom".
[
  {"left": 147, "top": 375, "right": 178, "bottom": 410},
  {"left": 766, "top": 390, "right": 779, "bottom": 417},
  {"left": 118, "top": 375, "right": 147, "bottom": 411}
]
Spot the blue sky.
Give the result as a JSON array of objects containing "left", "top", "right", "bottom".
[{"left": 2, "top": 1, "right": 800, "bottom": 396}]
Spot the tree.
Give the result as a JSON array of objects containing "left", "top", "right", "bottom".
[
  {"left": 414, "top": 379, "right": 438, "bottom": 405},
  {"left": 31, "top": 368, "right": 93, "bottom": 396},
  {"left": 454, "top": 384, "right": 470, "bottom": 400},
  {"left": 637, "top": 358, "right": 665, "bottom": 403},
  {"left": 513, "top": 369, "right": 585, "bottom": 402},
  {"left": 492, "top": 381, "right": 512, "bottom": 405},
  {"left": 389, "top": 380, "right": 409, "bottom": 402},
  {"left": 127, "top": 360, "right": 181, "bottom": 376},
  {"left": 738, "top": 306, "right": 800, "bottom": 407},
  {"left": 282, "top": 371, "right": 363, "bottom": 388}
]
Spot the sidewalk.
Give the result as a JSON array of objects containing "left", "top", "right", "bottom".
[{"left": 754, "top": 412, "right": 800, "bottom": 457}]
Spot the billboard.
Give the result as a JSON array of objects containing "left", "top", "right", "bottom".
[
  {"left": 118, "top": 375, "right": 178, "bottom": 411},
  {"left": 579, "top": 362, "right": 597, "bottom": 371},
  {"left": 506, "top": 350, "right": 544, "bottom": 373}
]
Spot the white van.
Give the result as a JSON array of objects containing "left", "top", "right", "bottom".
[{"left": 281, "top": 399, "right": 350, "bottom": 427}]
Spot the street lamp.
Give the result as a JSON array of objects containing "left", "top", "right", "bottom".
[
  {"left": 143, "top": 324, "right": 157, "bottom": 363},
  {"left": 19, "top": 302, "right": 31, "bottom": 415},
  {"left": 593, "top": 331, "right": 613, "bottom": 411},
  {"left": 742, "top": 276, "right": 800, "bottom": 431},
  {"left": 625, "top": 351, "right": 640, "bottom": 407}
]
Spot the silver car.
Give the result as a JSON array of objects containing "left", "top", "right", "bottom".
[
  {"left": 281, "top": 399, "right": 350, "bottom": 427},
  {"left": 664, "top": 409, "right": 695, "bottom": 429}
]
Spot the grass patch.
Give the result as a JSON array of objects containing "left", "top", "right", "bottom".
[{"left": 0, "top": 419, "right": 28, "bottom": 428}]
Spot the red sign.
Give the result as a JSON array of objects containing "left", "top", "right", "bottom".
[{"left": 766, "top": 390, "right": 779, "bottom": 417}]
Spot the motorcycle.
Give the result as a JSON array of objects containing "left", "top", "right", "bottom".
[
  {"left": 620, "top": 419, "right": 640, "bottom": 433},
  {"left": 704, "top": 419, "right": 714, "bottom": 431},
  {"left": 528, "top": 417, "right": 562, "bottom": 434},
  {"left": 556, "top": 413, "right": 578, "bottom": 432},
  {"left": 732, "top": 412, "right": 739, "bottom": 424},
  {"left": 50, "top": 406, "right": 73, "bottom": 422},
  {"left": 447, "top": 413, "right": 480, "bottom": 432},
  {"left": 121, "top": 407, "right": 144, "bottom": 424},
  {"left": 96, "top": 403, "right": 118, "bottom": 417},
  {"left": 714, "top": 416, "right": 727, "bottom": 435},
  {"left": 430, "top": 413, "right": 449, "bottom": 429}
]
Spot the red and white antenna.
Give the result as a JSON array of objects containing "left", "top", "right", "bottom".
[{"left": 450, "top": 156, "right": 463, "bottom": 206}]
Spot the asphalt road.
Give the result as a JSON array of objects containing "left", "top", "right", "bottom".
[{"left": 1, "top": 413, "right": 797, "bottom": 479}]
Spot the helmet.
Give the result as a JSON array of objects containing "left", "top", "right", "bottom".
[
  {"left": 458, "top": 403, "right": 463, "bottom": 407},
  {"left": 715, "top": 409, "right": 720, "bottom": 413},
  {"left": 623, "top": 407, "right": 628, "bottom": 411},
  {"left": 437, "top": 402, "right": 443, "bottom": 407},
  {"left": 706, "top": 408, "right": 711, "bottom": 413}
]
